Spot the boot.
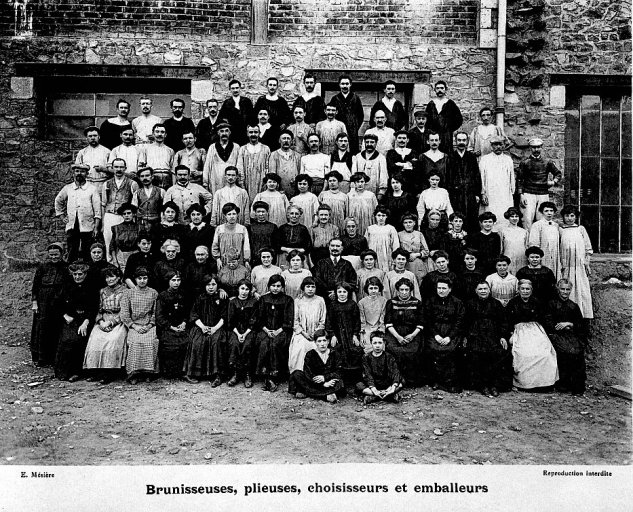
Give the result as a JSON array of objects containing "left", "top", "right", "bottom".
[{"left": 227, "top": 373, "right": 239, "bottom": 387}]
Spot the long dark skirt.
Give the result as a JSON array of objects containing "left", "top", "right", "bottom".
[
  {"left": 288, "top": 370, "right": 346, "bottom": 399},
  {"left": 158, "top": 330, "right": 189, "bottom": 379},
  {"left": 228, "top": 331, "right": 255, "bottom": 375},
  {"left": 425, "top": 343, "right": 460, "bottom": 389},
  {"left": 385, "top": 334, "right": 422, "bottom": 387},
  {"left": 55, "top": 320, "right": 89, "bottom": 380},
  {"left": 183, "top": 327, "right": 227, "bottom": 379},
  {"left": 30, "top": 288, "right": 63, "bottom": 366},
  {"left": 554, "top": 351, "right": 586, "bottom": 394},
  {"left": 467, "top": 349, "right": 513, "bottom": 391},
  {"left": 255, "top": 331, "right": 289, "bottom": 379}
]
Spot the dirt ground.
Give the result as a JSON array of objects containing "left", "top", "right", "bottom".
[{"left": 0, "top": 273, "right": 630, "bottom": 466}]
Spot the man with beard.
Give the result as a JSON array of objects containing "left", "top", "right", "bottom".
[
  {"left": 407, "top": 110, "right": 430, "bottom": 155},
  {"left": 218, "top": 79, "right": 254, "bottom": 146},
  {"left": 329, "top": 74, "right": 364, "bottom": 154},
  {"left": 108, "top": 126, "right": 141, "bottom": 178},
  {"left": 101, "top": 158, "right": 139, "bottom": 263},
  {"left": 132, "top": 96, "right": 162, "bottom": 144},
  {"left": 370, "top": 80, "right": 407, "bottom": 131},
  {"left": 268, "top": 130, "right": 302, "bottom": 196},
  {"left": 363, "top": 110, "right": 395, "bottom": 156},
  {"left": 446, "top": 131, "right": 482, "bottom": 234},
  {"left": 236, "top": 125, "right": 271, "bottom": 198},
  {"left": 100, "top": 99, "right": 132, "bottom": 150},
  {"left": 292, "top": 73, "right": 326, "bottom": 129},
  {"left": 164, "top": 98, "right": 196, "bottom": 152},
  {"left": 138, "top": 123, "right": 175, "bottom": 189},
  {"left": 173, "top": 131, "right": 206, "bottom": 186},
  {"left": 425, "top": 81, "right": 463, "bottom": 152},
  {"left": 195, "top": 98, "right": 222, "bottom": 150},
  {"left": 54, "top": 163, "right": 102, "bottom": 262},
  {"left": 164, "top": 165, "right": 213, "bottom": 225},
  {"left": 203, "top": 122, "right": 240, "bottom": 196},
  {"left": 352, "top": 133, "right": 388, "bottom": 200},
  {"left": 75, "top": 126, "right": 111, "bottom": 196},
  {"left": 131, "top": 167, "right": 165, "bottom": 233},
  {"left": 312, "top": 238, "right": 358, "bottom": 300},
  {"left": 254, "top": 77, "right": 292, "bottom": 132}
]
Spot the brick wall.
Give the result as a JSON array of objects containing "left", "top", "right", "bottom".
[
  {"left": 0, "top": 0, "right": 251, "bottom": 40},
  {"left": 268, "top": 0, "right": 478, "bottom": 44}
]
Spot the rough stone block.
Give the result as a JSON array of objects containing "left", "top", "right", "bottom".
[
  {"left": 10, "top": 77, "right": 34, "bottom": 100},
  {"left": 191, "top": 80, "right": 215, "bottom": 102},
  {"left": 413, "top": 83, "right": 431, "bottom": 108},
  {"left": 550, "top": 85, "right": 566, "bottom": 108},
  {"left": 479, "top": 28, "right": 497, "bottom": 48}
]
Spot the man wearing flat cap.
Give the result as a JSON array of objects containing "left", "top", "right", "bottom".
[
  {"left": 517, "top": 138, "right": 562, "bottom": 232},
  {"left": 203, "top": 121, "right": 240, "bottom": 196},
  {"left": 54, "top": 163, "right": 102, "bottom": 262},
  {"left": 407, "top": 110, "right": 431, "bottom": 155}
]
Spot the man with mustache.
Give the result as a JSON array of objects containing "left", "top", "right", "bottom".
[
  {"left": 425, "top": 80, "right": 463, "bottom": 152},
  {"left": 236, "top": 125, "right": 271, "bottom": 198},
  {"left": 292, "top": 73, "right": 326, "bottom": 129},
  {"left": 164, "top": 98, "right": 196, "bottom": 152},
  {"left": 218, "top": 79, "right": 254, "bottom": 146},
  {"left": 108, "top": 126, "right": 141, "bottom": 178},
  {"left": 74, "top": 126, "right": 111, "bottom": 196},
  {"left": 163, "top": 165, "right": 213, "bottom": 225},
  {"left": 132, "top": 96, "right": 161, "bottom": 144},
  {"left": 329, "top": 74, "right": 364, "bottom": 154},
  {"left": 54, "top": 163, "right": 102, "bottom": 262},
  {"left": 138, "top": 123, "right": 175, "bottom": 189},
  {"left": 195, "top": 98, "right": 222, "bottom": 150},
  {"left": 131, "top": 167, "right": 165, "bottom": 233},
  {"left": 203, "top": 122, "right": 240, "bottom": 196},
  {"left": 100, "top": 99, "right": 132, "bottom": 150},
  {"left": 268, "top": 130, "right": 301, "bottom": 196}
]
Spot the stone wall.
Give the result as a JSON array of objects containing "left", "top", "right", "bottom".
[
  {"left": 0, "top": 0, "right": 631, "bottom": 261},
  {"left": 502, "top": 0, "right": 632, "bottom": 209}
]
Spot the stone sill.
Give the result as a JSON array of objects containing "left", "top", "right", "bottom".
[{"left": 592, "top": 254, "right": 632, "bottom": 264}]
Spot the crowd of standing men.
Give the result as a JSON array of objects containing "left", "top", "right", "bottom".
[{"left": 33, "top": 74, "right": 592, "bottom": 402}]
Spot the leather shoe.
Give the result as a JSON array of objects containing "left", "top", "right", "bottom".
[
  {"left": 490, "top": 387, "right": 499, "bottom": 397},
  {"left": 227, "top": 374, "right": 239, "bottom": 387},
  {"left": 211, "top": 376, "right": 222, "bottom": 387},
  {"left": 68, "top": 375, "right": 81, "bottom": 383}
]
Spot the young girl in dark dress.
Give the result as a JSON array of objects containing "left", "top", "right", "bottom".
[
  {"left": 381, "top": 172, "right": 416, "bottom": 229},
  {"left": 454, "top": 248, "right": 484, "bottom": 301},
  {"left": 226, "top": 279, "right": 258, "bottom": 388},
  {"left": 124, "top": 232, "right": 158, "bottom": 290},
  {"left": 289, "top": 329, "right": 346, "bottom": 403},
  {"left": 255, "top": 274, "right": 294, "bottom": 392},
  {"left": 183, "top": 274, "right": 228, "bottom": 386},
  {"left": 156, "top": 270, "right": 189, "bottom": 380},
  {"left": 444, "top": 211, "right": 468, "bottom": 269},
  {"left": 326, "top": 281, "right": 362, "bottom": 384},
  {"left": 385, "top": 277, "right": 424, "bottom": 387},
  {"left": 182, "top": 204, "right": 215, "bottom": 263}
]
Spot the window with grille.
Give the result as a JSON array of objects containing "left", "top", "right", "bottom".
[{"left": 564, "top": 88, "right": 632, "bottom": 253}]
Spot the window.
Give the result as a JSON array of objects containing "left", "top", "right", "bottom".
[
  {"left": 565, "top": 89, "right": 632, "bottom": 253},
  {"left": 40, "top": 76, "right": 192, "bottom": 141}
]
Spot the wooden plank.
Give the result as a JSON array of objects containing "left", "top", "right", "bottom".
[{"left": 609, "top": 385, "right": 632, "bottom": 400}]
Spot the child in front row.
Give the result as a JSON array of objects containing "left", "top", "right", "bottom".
[
  {"left": 288, "top": 329, "right": 346, "bottom": 403},
  {"left": 356, "top": 331, "right": 403, "bottom": 405}
]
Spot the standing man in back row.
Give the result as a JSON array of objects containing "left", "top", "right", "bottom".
[
  {"left": 218, "top": 79, "right": 254, "bottom": 146},
  {"left": 292, "top": 73, "right": 326, "bottom": 130},
  {"left": 254, "top": 77, "right": 293, "bottom": 132},
  {"left": 425, "top": 80, "right": 463, "bottom": 153},
  {"left": 132, "top": 96, "right": 162, "bottom": 144},
  {"left": 370, "top": 80, "right": 407, "bottom": 131},
  {"left": 329, "top": 74, "right": 364, "bottom": 155},
  {"left": 164, "top": 98, "right": 196, "bottom": 152}
]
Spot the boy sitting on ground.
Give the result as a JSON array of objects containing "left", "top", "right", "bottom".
[{"left": 356, "top": 330, "right": 403, "bottom": 405}]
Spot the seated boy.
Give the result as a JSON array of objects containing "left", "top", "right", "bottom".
[
  {"left": 356, "top": 330, "right": 403, "bottom": 405},
  {"left": 288, "top": 329, "right": 346, "bottom": 403}
]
